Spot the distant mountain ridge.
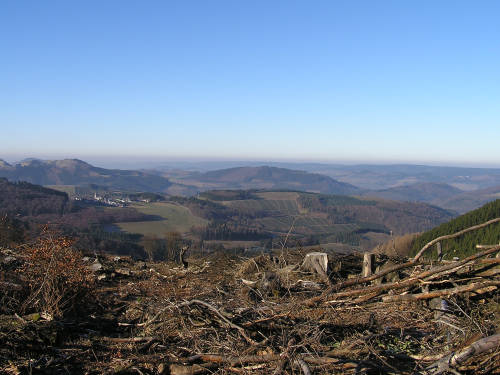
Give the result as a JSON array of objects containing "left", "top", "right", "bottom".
[
  {"left": 155, "top": 161, "right": 500, "bottom": 191},
  {"left": 3, "top": 158, "right": 500, "bottom": 212},
  {"left": 173, "top": 166, "right": 361, "bottom": 195},
  {"left": 0, "top": 159, "right": 361, "bottom": 197},
  {"left": 0, "top": 158, "right": 173, "bottom": 192}
]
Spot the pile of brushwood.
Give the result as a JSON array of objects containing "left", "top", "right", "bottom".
[{"left": 0, "top": 221, "right": 499, "bottom": 375}]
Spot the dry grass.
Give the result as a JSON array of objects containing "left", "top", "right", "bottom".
[{"left": 373, "top": 232, "right": 419, "bottom": 257}]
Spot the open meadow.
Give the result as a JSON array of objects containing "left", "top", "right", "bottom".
[{"left": 116, "top": 202, "right": 208, "bottom": 237}]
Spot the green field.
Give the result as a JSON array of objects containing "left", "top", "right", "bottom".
[{"left": 116, "top": 202, "right": 208, "bottom": 238}]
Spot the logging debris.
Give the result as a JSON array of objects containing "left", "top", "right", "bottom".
[{"left": 0, "top": 234, "right": 499, "bottom": 375}]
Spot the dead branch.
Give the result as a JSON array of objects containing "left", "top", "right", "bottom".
[
  {"left": 103, "top": 336, "right": 154, "bottom": 343},
  {"left": 476, "top": 244, "right": 500, "bottom": 249},
  {"left": 324, "top": 246, "right": 500, "bottom": 302},
  {"left": 304, "top": 260, "right": 415, "bottom": 306},
  {"left": 295, "top": 358, "right": 311, "bottom": 375},
  {"left": 242, "top": 313, "right": 289, "bottom": 327},
  {"left": 0, "top": 281, "right": 22, "bottom": 291},
  {"left": 382, "top": 280, "right": 500, "bottom": 303},
  {"left": 187, "top": 354, "right": 280, "bottom": 366},
  {"left": 424, "top": 333, "right": 500, "bottom": 374},
  {"left": 177, "top": 299, "right": 258, "bottom": 345},
  {"left": 186, "top": 353, "right": 344, "bottom": 366},
  {"left": 413, "top": 217, "right": 500, "bottom": 261},
  {"left": 170, "top": 363, "right": 217, "bottom": 375},
  {"left": 273, "top": 338, "right": 296, "bottom": 375}
]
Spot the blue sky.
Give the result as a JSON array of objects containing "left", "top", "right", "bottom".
[{"left": 1, "top": 1, "right": 499, "bottom": 166}]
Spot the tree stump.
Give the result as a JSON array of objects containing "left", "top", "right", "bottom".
[
  {"left": 436, "top": 242, "right": 443, "bottom": 261},
  {"left": 362, "top": 253, "right": 375, "bottom": 277},
  {"left": 302, "top": 252, "right": 328, "bottom": 274},
  {"left": 301, "top": 252, "right": 330, "bottom": 284}
]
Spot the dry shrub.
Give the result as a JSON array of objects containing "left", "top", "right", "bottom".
[
  {"left": 373, "top": 233, "right": 419, "bottom": 257},
  {"left": 18, "top": 232, "right": 95, "bottom": 318},
  {"left": 236, "top": 254, "right": 274, "bottom": 278}
]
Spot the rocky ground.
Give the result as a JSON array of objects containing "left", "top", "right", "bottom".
[{"left": 0, "top": 238, "right": 499, "bottom": 375}]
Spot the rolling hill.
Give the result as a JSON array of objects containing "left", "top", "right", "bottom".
[
  {"left": 438, "top": 185, "right": 500, "bottom": 214},
  {"left": 362, "top": 182, "right": 463, "bottom": 205},
  {"left": 172, "top": 166, "right": 361, "bottom": 195},
  {"left": 156, "top": 161, "right": 500, "bottom": 191}
]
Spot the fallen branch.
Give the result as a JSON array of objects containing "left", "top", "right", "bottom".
[
  {"left": 177, "top": 299, "right": 258, "bottom": 345},
  {"left": 424, "top": 333, "right": 500, "bottom": 374},
  {"left": 186, "top": 353, "right": 343, "bottom": 366},
  {"left": 102, "top": 336, "right": 154, "bottom": 343},
  {"left": 306, "top": 218, "right": 500, "bottom": 304},
  {"left": 295, "top": 358, "right": 311, "bottom": 375},
  {"left": 0, "top": 281, "right": 22, "bottom": 291},
  {"left": 273, "top": 338, "right": 295, "bottom": 375},
  {"left": 325, "top": 246, "right": 500, "bottom": 301},
  {"left": 382, "top": 280, "right": 500, "bottom": 303}
]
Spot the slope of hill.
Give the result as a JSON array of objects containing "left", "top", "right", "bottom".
[
  {"left": 0, "top": 178, "right": 156, "bottom": 232},
  {"left": 157, "top": 189, "right": 454, "bottom": 251},
  {"left": 362, "top": 182, "right": 463, "bottom": 205},
  {"left": 410, "top": 199, "right": 500, "bottom": 259},
  {"left": 439, "top": 185, "right": 500, "bottom": 214},
  {"left": 174, "top": 166, "right": 361, "bottom": 195},
  {"left": 0, "top": 158, "right": 173, "bottom": 193},
  {"left": 0, "top": 177, "right": 69, "bottom": 216}
]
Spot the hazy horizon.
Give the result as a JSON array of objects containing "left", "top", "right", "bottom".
[
  {"left": 3, "top": 153, "right": 500, "bottom": 171},
  {"left": 2, "top": 1, "right": 499, "bottom": 166}
]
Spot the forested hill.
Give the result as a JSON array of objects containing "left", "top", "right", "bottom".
[
  {"left": 0, "top": 177, "right": 69, "bottom": 216},
  {"left": 176, "top": 166, "right": 361, "bottom": 195},
  {"left": 410, "top": 199, "right": 500, "bottom": 259},
  {"left": 0, "top": 158, "right": 173, "bottom": 192}
]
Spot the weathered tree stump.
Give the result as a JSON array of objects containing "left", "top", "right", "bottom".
[
  {"left": 302, "top": 252, "right": 328, "bottom": 273},
  {"left": 180, "top": 246, "right": 188, "bottom": 269},
  {"left": 436, "top": 241, "right": 443, "bottom": 261},
  {"left": 362, "top": 253, "right": 375, "bottom": 277},
  {"left": 301, "top": 252, "right": 330, "bottom": 284}
]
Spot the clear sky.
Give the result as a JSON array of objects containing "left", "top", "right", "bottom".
[{"left": 1, "top": 0, "right": 499, "bottom": 166}]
